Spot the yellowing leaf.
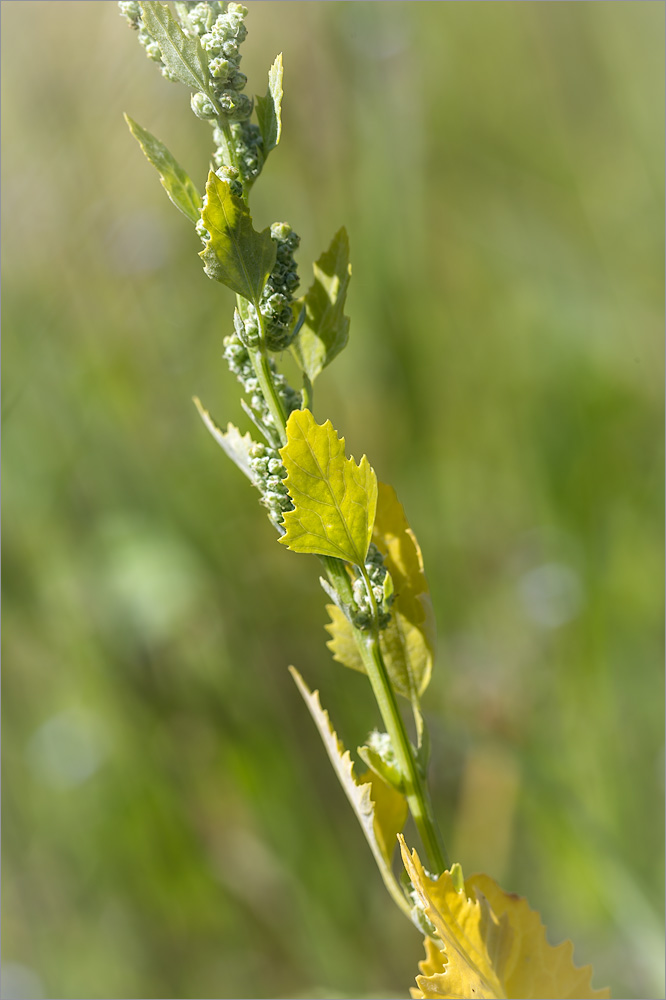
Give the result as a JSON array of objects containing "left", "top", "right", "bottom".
[
  {"left": 278, "top": 409, "right": 377, "bottom": 565},
  {"left": 199, "top": 172, "right": 276, "bottom": 301},
  {"left": 289, "top": 667, "right": 410, "bottom": 917},
  {"left": 373, "top": 482, "right": 437, "bottom": 663},
  {"left": 124, "top": 114, "right": 202, "bottom": 223},
  {"left": 291, "top": 228, "right": 351, "bottom": 383},
  {"left": 400, "top": 838, "right": 610, "bottom": 1000},
  {"left": 256, "top": 53, "right": 283, "bottom": 159},
  {"left": 325, "top": 602, "right": 364, "bottom": 672},
  {"left": 325, "top": 483, "right": 435, "bottom": 704}
]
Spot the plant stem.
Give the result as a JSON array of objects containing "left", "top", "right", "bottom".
[
  {"left": 359, "top": 566, "right": 449, "bottom": 875},
  {"left": 216, "top": 117, "right": 241, "bottom": 177},
  {"left": 250, "top": 351, "right": 449, "bottom": 876},
  {"left": 246, "top": 305, "right": 288, "bottom": 446},
  {"left": 248, "top": 345, "right": 288, "bottom": 446}
]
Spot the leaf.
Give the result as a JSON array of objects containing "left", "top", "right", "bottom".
[
  {"left": 290, "top": 228, "right": 351, "bottom": 383},
  {"left": 357, "top": 741, "right": 404, "bottom": 793},
  {"left": 326, "top": 603, "right": 364, "bottom": 671},
  {"left": 124, "top": 114, "right": 202, "bottom": 222},
  {"left": 373, "top": 482, "right": 437, "bottom": 664},
  {"left": 278, "top": 409, "right": 377, "bottom": 564},
  {"left": 193, "top": 397, "right": 256, "bottom": 485},
  {"left": 325, "top": 482, "right": 434, "bottom": 704},
  {"left": 139, "top": 2, "right": 214, "bottom": 100},
  {"left": 400, "top": 838, "right": 611, "bottom": 1000},
  {"left": 256, "top": 53, "right": 283, "bottom": 159},
  {"left": 199, "top": 171, "right": 277, "bottom": 301},
  {"left": 289, "top": 667, "right": 409, "bottom": 916}
]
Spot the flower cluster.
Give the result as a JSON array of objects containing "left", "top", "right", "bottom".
[
  {"left": 351, "top": 544, "right": 393, "bottom": 631},
  {"left": 119, "top": 1, "right": 265, "bottom": 191},
  {"left": 183, "top": 2, "right": 252, "bottom": 123},
  {"left": 179, "top": 2, "right": 264, "bottom": 189},
  {"left": 248, "top": 442, "right": 293, "bottom": 529},
  {"left": 261, "top": 224, "right": 301, "bottom": 352},
  {"left": 215, "top": 120, "right": 264, "bottom": 189}
]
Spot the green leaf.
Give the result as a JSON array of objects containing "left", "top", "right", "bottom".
[
  {"left": 290, "top": 667, "right": 409, "bottom": 917},
  {"left": 278, "top": 409, "right": 377, "bottom": 564},
  {"left": 290, "top": 228, "right": 351, "bottom": 384},
  {"left": 124, "top": 114, "right": 202, "bottom": 223},
  {"left": 199, "top": 171, "right": 277, "bottom": 301},
  {"left": 256, "top": 53, "right": 283, "bottom": 159},
  {"left": 193, "top": 397, "right": 256, "bottom": 484},
  {"left": 139, "top": 2, "right": 215, "bottom": 100},
  {"left": 325, "top": 482, "right": 435, "bottom": 706}
]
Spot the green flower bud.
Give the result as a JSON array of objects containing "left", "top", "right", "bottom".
[
  {"left": 367, "top": 731, "right": 398, "bottom": 771},
  {"left": 209, "top": 56, "right": 234, "bottom": 81},
  {"left": 215, "top": 165, "right": 243, "bottom": 198},
  {"left": 270, "top": 222, "right": 292, "bottom": 243},
  {"left": 218, "top": 90, "right": 253, "bottom": 122},
  {"left": 138, "top": 30, "right": 162, "bottom": 64},
  {"left": 228, "top": 71, "right": 248, "bottom": 92},
  {"left": 191, "top": 92, "right": 217, "bottom": 120},
  {"left": 181, "top": 2, "right": 224, "bottom": 35}
]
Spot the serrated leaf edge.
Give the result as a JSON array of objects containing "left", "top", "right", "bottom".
[{"left": 290, "top": 667, "right": 410, "bottom": 917}]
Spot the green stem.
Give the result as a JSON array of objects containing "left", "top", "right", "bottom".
[
  {"left": 248, "top": 345, "right": 288, "bottom": 446},
  {"left": 301, "top": 372, "right": 314, "bottom": 412},
  {"left": 245, "top": 321, "right": 449, "bottom": 878},
  {"left": 358, "top": 566, "right": 449, "bottom": 875},
  {"left": 244, "top": 303, "right": 288, "bottom": 446},
  {"left": 216, "top": 117, "right": 241, "bottom": 176}
]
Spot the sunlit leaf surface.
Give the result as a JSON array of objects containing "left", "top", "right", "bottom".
[
  {"left": 124, "top": 114, "right": 202, "bottom": 222},
  {"left": 279, "top": 409, "right": 377, "bottom": 564},
  {"left": 401, "top": 839, "right": 611, "bottom": 1000}
]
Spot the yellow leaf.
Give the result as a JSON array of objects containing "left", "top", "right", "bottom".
[
  {"left": 400, "top": 838, "right": 610, "bottom": 1000},
  {"left": 373, "top": 482, "right": 436, "bottom": 662}
]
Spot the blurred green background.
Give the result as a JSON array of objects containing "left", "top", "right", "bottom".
[{"left": 2, "top": 2, "right": 664, "bottom": 998}]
